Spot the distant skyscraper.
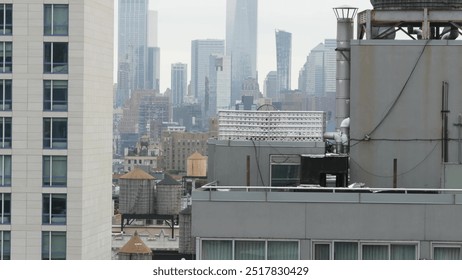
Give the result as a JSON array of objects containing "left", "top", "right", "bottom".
[
  {"left": 147, "top": 47, "right": 160, "bottom": 92},
  {"left": 171, "top": 63, "right": 188, "bottom": 107},
  {"left": 147, "top": 10, "right": 160, "bottom": 92},
  {"left": 298, "top": 39, "right": 337, "bottom": 131},
  {"left": 208, "top": 54, "right": 232, "bottom": 117},
  {"left": 226, "top": 0, "right": 258, "bottom": 104},
  {"left": 264, "top": 71, "right": 278, "bottom": 100},
  {"left": 299, "top": 39, "right": 336, "bottom": 96},
  {"left": 191, "top": 40, "right": 225, "bottom": 104},
  {"left": 275, "top": 30, "right": 292, "bottom": 93},
  {"left": 117, "top": 1, "right": 159, "bottom": 106}
]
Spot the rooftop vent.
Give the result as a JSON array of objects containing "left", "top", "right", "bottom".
[{"left": 370, "top": 0, "right": 462, "bottom": 10}]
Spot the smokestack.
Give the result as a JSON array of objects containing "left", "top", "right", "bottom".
[{"left": 333, "top": 6, "right": 357, "bottom": 130}]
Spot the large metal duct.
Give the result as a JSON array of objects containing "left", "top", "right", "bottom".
[{"left": 334, "top": 6, "right": 357, "bottom": 130}]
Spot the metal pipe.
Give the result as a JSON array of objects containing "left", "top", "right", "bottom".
[
  {"left": 393, "top": 158, "right": 397, "bottom": 188},
  {"left": 442, "top": 81, "right": 449, "bottom": 163},
  {"left": 335, "top": 10, "right": 355, "bottom": 130}
]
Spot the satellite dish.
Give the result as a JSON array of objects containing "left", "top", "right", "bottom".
[{"left": 257, "top": 104, "right": 277, "bottom": 111}]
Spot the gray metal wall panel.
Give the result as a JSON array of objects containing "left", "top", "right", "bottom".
[{"left": 350, "top": 41, "right": 462, "bottom": 189}]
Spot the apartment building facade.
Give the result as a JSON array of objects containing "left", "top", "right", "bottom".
[{"left": 0, "top": 1, "right": 113, "bottom": 259}]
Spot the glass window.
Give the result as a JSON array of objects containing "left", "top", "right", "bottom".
[
  {"left": 43, "top": 156, "right": 67, "bottom": 187},
  {"left": 43, "top": 118, "right": 67, "bottom": 149},
  {"left": 391, "top": 244, "right": 416, "bottom": 260},
  {"left": 0, "top": 193, "right": 10, "bottom": 224},
  {"left": 334, "top": 242, "right": 359, "bottom": 260},
  {"left": 42, "top": 194, "right": 66, "bottom": 225},
  {"left": 42, "top": 231, "right": 66, "bottom": 260},
  {"left": 0, "top": 80, "right": 11, "bottom": 110},
  {"left": 314, "top": 243, "right": 331, "bottom": 260},
  {"left": 44, "top": 80, "right": 67, "bottom": 111},
  {"left": 0, "top": 155, "right": 11, "bottom": 186},
  {"left": 0, "top": 4, "right": 12, "bottom": 35},
  {"left": 0, "top": 117, "right": 11, "bottom": 148},
  {"left": 270, "top": 155, "right": 300, "bottom": 186},
  {"left": 201, "top": 240, "right": 232, "bottom": 260},
  {"left": 267, "top": 241, "right": 298, "bottom": 260},
  {"left": 0, "top": 231, "right": 10, "bottom": 260},
  {"left": 0, "top": 41, "right": 12, "bottom": 73},
  {"left": 235, "top": 240, "right": 265, "bottom": 260},
  {"left": 44, "top": 42, "right": 68, "bottom": 74},
  {"left": 434, "top": 246, "right": 461, "bottom": 260},
  {"left": 362, "top": 244, "right": 389, "bottom": 260},
  {"left": 44, "top": 4, "right": 68, "bottom": 36}
]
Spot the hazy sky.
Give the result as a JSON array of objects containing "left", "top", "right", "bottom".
[{"left": 115, "top": 0, "right": 374, "bottom": 92}]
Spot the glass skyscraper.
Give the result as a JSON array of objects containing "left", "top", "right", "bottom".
[
  {"left": 191, "top": 39, "right": 225, "bottom": 103},
  {"left": 275, "top": 30, "right": 292, "bottom": 93},
  {"left": 226, "top": 0, "right": 258, "bottom": 104},
  {"left": 117, "top": 0, "right": 152, "bottom": 107},
  {"left": 171, "top": 63, "right": 188, "bottom": 107}
]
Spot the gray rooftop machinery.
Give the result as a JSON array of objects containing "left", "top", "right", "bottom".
[{"left": 370, "top": 0, "right": 462, "bottom": 10}]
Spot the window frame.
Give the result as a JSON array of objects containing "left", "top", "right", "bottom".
[
  {"left": 42, "top": 231, "right": 66, "bottom": 260},
  {"left": 0, "top": 41, "right": 12, "bottom": 73},
  {"left": 43, "top": 117, "right": 67, "bottom": 149},
  {"left": 43, "top": 80, "right": 68, "bottom": 111},
  {"left": 42, "top": 193, "right": 66, "bottom": 225},
  {"left": 0, "top": 155, "right": 11, "bottom": 186},
  {"left": 0, "top": 4, "right": 12, "bottom": 35},
  {"left": 431, "top": 242, "right": 462, "bottom": 260},
  {"left": 0, "top": 230, "right": 10, "bottom": 260},
  {"left": 269, "top": 154, "right": 300, "bottom": 187},
  {"left": 0, "top": 116, "right": 11, "bottom": 148},
  {"left": 0, "top": 192, "right": 10, "bottom": 224},
  {"left": 0, "top": 79, "right": 12, "bottom": 111},
  {"left": 199, "top": 238, "right": 300, "bottom": 260},
  {"left": 44, "top": 4, "right": 68, "bottom": 36},
  {"left": 312, "top": 240, "right": 419, "bottom": 260},
  {"left": 43, "top": 42, "right": 68, "bottom": 74},
  {"left": 42, "top": 155, "right": 67, "bottom": 187}
]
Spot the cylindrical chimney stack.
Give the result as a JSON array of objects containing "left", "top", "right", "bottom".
[{"left": 333, "top": 6, "right": 357, "bottom": 130}]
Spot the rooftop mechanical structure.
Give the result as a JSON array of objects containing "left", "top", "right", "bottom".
[{"left": 359, "top": 0, "right": 462, "bottom": 40}]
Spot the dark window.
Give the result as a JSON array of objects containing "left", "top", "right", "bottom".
[
  {"left": 0, "top": 193, "right": 10, "bottom": 224},
  {"left": 0, "top": 155, "right": 11, "bottom": 186},
  {"left": 0, "top": 4, "right": 12, "bottom": 35},
  {"left": 0, "top": 117, "right": 10, "bottom": 148},
  {"left": 43, "top": 156, "right": 67, "bottom": 187},
  {"left": 44, "top": 80, "right": 67, "bottom": 111},
  {"left": 44, "top": 4, "right": 68, "bottom": 36},
  {"left": 0, "top": 80, "right": 11, "bottom": 110},
  {"left": 42, "top": 194, "right": 66, "bottom": 225},
  {"left": 43, "top": 118, "right": 67, "bottom": 149},
  {"left": 42, "top": 231, "right": 66, "bottom": 260},
  {"left": 0, "top": 41, "right": 12, "bottom": 73},
  {"left": 44, "top": 42, "right": 68, "bottom": 74},
  {"left": 0, "top": 231, "right": 10, "bottom": 260}
]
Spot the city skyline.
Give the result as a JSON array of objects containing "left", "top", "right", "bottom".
[{"left": 114, "top": 0, "right": 373, "bottom": 92}]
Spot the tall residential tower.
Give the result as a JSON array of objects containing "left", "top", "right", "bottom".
[{"left": 0, "top": 1, "right": 113, "bottom": 260}]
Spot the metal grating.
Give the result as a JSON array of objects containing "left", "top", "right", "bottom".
[{"left": 217, "top": 110, "right": 325, "bottom": 142}]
